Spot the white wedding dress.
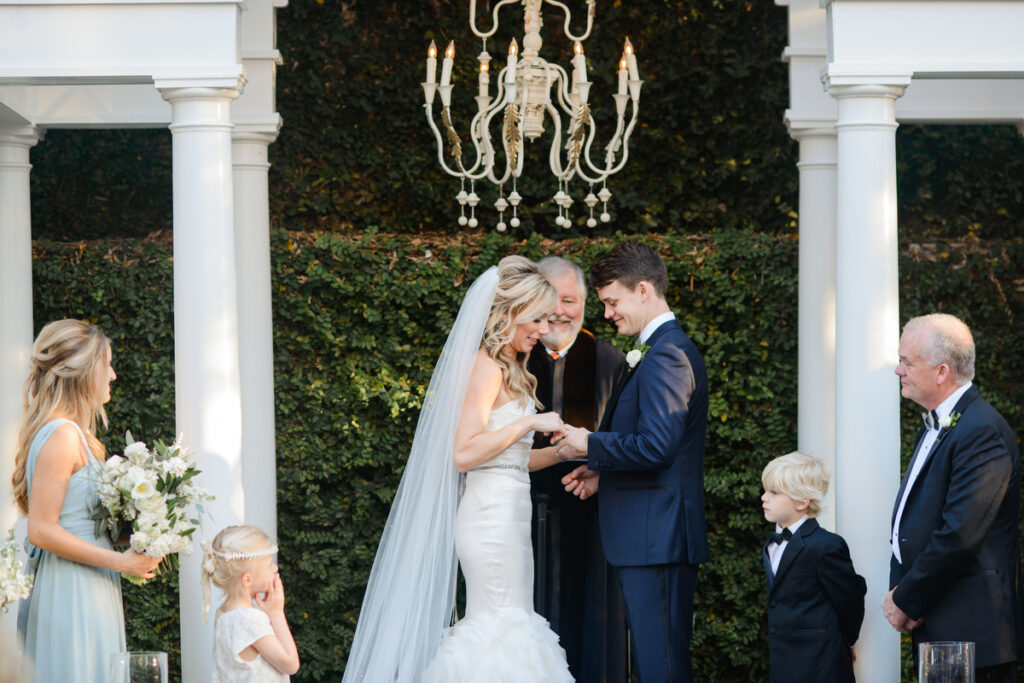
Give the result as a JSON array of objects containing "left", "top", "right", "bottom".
[{"left": 420, "top": 399, "right": 573, "bottom": 683}]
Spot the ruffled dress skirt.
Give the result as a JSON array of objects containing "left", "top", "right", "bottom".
[{"left": 422, "top": 405, "right": 572, "bottom": 682}]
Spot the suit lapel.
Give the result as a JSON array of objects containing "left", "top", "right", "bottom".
[
  {"left": 892, "top": 385, "right": 983, "bottom": 520},
  {"left": 597, "top": 320, "right": 680, "bottom": 432},
  {"left": 892, "top": 425, "right": 929, "bottom": 525},
  {"left": 762, "top": 541, "right": 774, "bottom": 593},
  {"left": 772, "top": 518, "right": 818, "bottom": 593}
]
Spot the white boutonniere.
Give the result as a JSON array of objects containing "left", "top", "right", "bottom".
[
  {"left": 626, "top": 341, "right": 650, "bottom": 369},
  {"left": 938, "top": 412, "right": 962, "bottom": 430}
]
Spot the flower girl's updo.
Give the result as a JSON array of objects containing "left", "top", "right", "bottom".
[
  {"left": 201, "top": 525, "right": 279, "bottom": 622},
  {"left": 12, "top": 319, "right": 111, "bottom": 515},
  {"left": 482, "top": 256, "right": 558, "bottom": 407}
]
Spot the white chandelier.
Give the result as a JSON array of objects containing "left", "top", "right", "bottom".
[{"left": 422, "top": 0, "right": 642, "bottom": 231}]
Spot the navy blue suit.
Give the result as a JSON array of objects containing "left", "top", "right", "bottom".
[
  {"left": 588, "top": 319, "right": 709, "bottom": 682},
  {"left": 763, "top": 518, "right": 866, "bottom": 683},
  {"left": 890, "top": 385, "right": 1024, "bottom": 670}
]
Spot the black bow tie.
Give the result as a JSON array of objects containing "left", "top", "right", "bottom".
[
  {"left": 768, "top": 527, "right": 792, "bottom": 545},
  {"left": 922, "top": 410, "right": 940, "bottom": 431}
]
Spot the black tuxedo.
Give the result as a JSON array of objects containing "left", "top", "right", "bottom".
[
  {"left": 890, "top": 385, "right": 1024, "bottom": 669},
  {"left": 763, "top": 518, "right": 866, "bottom": 683},
  {"left": 527, "top": 330, "right": 628, "bottom": 682}
]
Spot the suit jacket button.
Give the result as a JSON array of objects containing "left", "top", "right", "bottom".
[{"left": 769, "top": 626, "right": 776, "bottom": 634}]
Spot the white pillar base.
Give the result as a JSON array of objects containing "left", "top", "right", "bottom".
[
  {"left": 159, "top": 84, "right": 244, "bottom": 683},
  {"left": 0, "top": 125, "right": 41, "bottom": 641},
  {"left": 831, "top": 83, "right": 906, "bottom": 683}
]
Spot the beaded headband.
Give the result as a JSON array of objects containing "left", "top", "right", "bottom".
[{"left": 200, "top": 538, "right": 278, "bottom": 563}]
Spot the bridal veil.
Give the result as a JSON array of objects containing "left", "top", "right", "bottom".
[{"left": 341, "top": 266, "right": 499, "bottom": 682}]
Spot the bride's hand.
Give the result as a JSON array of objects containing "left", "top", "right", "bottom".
[{"left": 532, "top": 411, "right": 564, "bottom": 435}]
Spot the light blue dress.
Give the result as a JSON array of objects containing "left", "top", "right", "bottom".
[{"left": 17, "top": 418, "right": 126, "bottom": 683}]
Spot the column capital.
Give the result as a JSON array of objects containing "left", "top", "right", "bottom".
[
  {"left": 826, "top": 83, "right": 907, "bottom": 101},
  {"left": 0, "top": 124, "right": 43, "bottom": 149},
  {"left": 157, "top": 85, "right": 241, "bottom": 106},
  {"left": 231, "top": 124, "right": 280, "bottom": 146}
]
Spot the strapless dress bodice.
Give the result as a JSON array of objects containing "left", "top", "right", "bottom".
[{"left": 469, "top": 398, "right": 535, "bottom": 482}]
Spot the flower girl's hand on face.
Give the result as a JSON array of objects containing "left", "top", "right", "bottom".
[
  {"left": 119, "top": 550, "right": 162, "bottom": 579},
  {"left": 532, "top": 411, "right": 564, "bottom": 436},
  {"left": 256, "top": 573, "right": 286, "bottom": 616}
]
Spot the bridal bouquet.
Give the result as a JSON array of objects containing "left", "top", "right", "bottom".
[
  {"left": 93, "top": 432, "right": 213, "bottom": 584},
  {"left": 0, "top": 529, "right": 33, "bottom": 612}
]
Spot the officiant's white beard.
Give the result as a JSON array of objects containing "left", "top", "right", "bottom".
[{"left": 541, "top": 314, "right": 582, "bottom": 349}]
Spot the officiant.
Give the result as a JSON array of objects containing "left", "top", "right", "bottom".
[{"left": 529, "top": 256, "right": 629, "bottom": 682}]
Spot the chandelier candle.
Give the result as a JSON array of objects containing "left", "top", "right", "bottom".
[{"left": 426, "top": 41, "right": 437, "bottom": 85}]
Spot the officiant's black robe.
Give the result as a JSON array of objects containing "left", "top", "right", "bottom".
[{"left": 528, "top": 329, "right": 628, "bottom": 683}]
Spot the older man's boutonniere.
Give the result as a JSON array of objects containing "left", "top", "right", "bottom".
[
  {"left": 938, "top": 412, "right": 962, "bottom": 430},
  {"left": 626, "top": 340, "right": 651, "bottom": 369}
]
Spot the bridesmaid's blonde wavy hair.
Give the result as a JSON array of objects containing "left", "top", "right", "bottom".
[
  {"left": 482, "top": 256, "right": 557, "bottom": 407},
  {"left": 12, "top": 320, "right": 110, "bottom": 515}
]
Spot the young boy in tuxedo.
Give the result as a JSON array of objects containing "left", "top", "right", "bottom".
[{"left": 761, "top": 452, "right": 866, "bottom": 683}]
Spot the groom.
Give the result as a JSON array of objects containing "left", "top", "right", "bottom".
[{"left": 557, "top": 241, "right": 709, "bottom": 683}]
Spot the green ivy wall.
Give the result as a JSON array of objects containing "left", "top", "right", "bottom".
[{"left": 31, "top": 230, "right": 1023, "bottom": 681}]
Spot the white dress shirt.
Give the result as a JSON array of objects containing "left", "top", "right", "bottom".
[
  {"left": 891, "top": 381, "right": 973, "bottom": 563},
  {"left": 769, "top": 516, "right": 808, "bottom": 575},
  {"left": 639, "top": 311, "right": 675, "bottom": 344}
]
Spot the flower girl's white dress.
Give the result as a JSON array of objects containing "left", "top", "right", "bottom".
[{"left": 421, "top": 399, "right": 572, "bottom": 682}]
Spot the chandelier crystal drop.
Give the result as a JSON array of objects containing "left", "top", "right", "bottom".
[{"left": 421, "top": 0, "right": 642, "bottom": 231}]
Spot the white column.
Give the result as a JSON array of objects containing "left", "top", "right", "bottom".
[
  {"left": 0, "top": 125, "right": 40, "bottom": 640},
  {"left": 830, "top": 83, "right": 905, "bottom": 683},
  {"left": 792, "top": 126, "right": 838, "bottom": 531},
  {"left": 231, "top": 129, "right": 278, "bottom": 539},
  {"left": 159, "top": 84, "right": 244, "bottom": 683}
]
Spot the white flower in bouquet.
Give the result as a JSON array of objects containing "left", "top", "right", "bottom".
[
  {"left": 0, "top": 530, "right": 33, "bottom": 613},
  {"left": 92, "top": 431, "right": 214, "bottom": 585},
  {"left": 124, "top": 441, "right": 149, "bottom": 463},
  {"left": 130, "top": 478, "right": 158, "bottom": 500}
]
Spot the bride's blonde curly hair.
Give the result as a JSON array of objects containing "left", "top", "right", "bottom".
[
  {"left": 482, "top": 256, "right": 557, "bottom": 407},
  {"left": 12, "top": 319, "right": 111, "bottom": 515}
]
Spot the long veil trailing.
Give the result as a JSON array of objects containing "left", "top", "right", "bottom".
[{"left": 341, "top": 266, "right": 499, "bottom": 682}]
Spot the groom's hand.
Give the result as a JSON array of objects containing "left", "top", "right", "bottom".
[
  {"left": 553, "top": 426, "right": 590, "bottom": 458},
  {"left": 562, "top": 464, "right": 599, "bottom": 500}
]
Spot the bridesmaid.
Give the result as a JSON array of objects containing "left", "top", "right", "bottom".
[{"left": 11, "top": 320, "right": 161, "bottom": 682}]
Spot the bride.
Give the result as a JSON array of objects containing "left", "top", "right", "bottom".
[{"left": 343, "top": 256, "right": 574, "bottom": 682}]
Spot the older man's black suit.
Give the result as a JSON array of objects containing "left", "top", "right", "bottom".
[
  {"left": 528, "top": 329, "right": 628, "bottom": 682},
  {"left": 890, "top": 384, "right": 1024, "bottom": 669},
  {"left": 763, "top": 517, "right": 866, "bottom": 683}
]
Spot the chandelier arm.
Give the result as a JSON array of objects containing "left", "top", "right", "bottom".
[
  {"left": 424, "top": 104, "right": 468, "bottom": 178},
  {"left": 463, "top": 109, "right": 490, "bottom": 175},
  {"left": 574, "top": 118, "right": 608, "bottom": 184},
  {"left": 542, "top": 0, "right": 596, "bottom": 42},
  {"left": 597, "top": 102, "right": 641, "bottom": 177},
  {"left": 468, "top": 0, "right": 521, "bottom": 40},
  {"left": 548, "top": 65, "right": 576, "bottom": 114},
  {"left": 545, "top": 101, "right": 570, "bottom": 181}
]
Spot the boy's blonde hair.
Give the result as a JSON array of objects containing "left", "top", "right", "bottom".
[
  {"left": 761, "top": 451, "right": 829, "bottom": 518},
  {"left": 200, "top": 525, "right": 277, "bottom": 622}
]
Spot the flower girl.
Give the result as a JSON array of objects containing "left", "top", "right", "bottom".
[{"left": 202, "top": 525, "right": 300, "bottom": 682}]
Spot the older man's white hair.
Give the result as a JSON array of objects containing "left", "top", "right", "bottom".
[
  {"left": 537, "top": 256, "right": 586, "bottom": 298},
  {"left": 903, "top": 313, "right": 976, "bottom": 383}
]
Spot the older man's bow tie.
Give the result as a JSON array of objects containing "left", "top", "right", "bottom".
[
  {"left": 922, "top": 410, "right": 940, "bottom": 431},
  {"left": 768, "top": 528, "right": 792, "bottom": 545}
]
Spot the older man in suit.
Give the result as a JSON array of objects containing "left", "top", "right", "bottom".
[
  {"left": 885, "top": 313, "right": 1024, "bottom": 682},
  {"left": 528, "top": 256, "right": 628, "bottom": 682}
]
